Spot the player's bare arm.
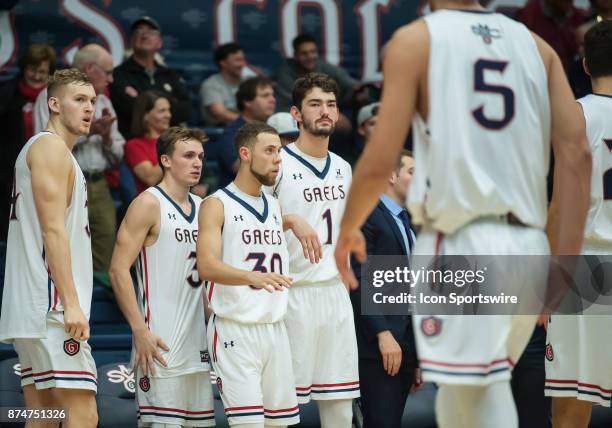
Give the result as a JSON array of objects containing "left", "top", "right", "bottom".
[
  {"left": 29, "top": 134, "right": 90, "bottom": 341},
  {"left": 197, "top": 197, "right": 292, "bottom": 292},
  {"left": 335, "top": 20, "right": 428, "bottom": 289},
  {"left": 109, "top": 192, "right": 169, "bottom": 376},
  {"left": 535, "top": 34, "right": 592, "bottom": 256},
  {"left": 282, "top": 213, "right": 322, "bottom": 264}
]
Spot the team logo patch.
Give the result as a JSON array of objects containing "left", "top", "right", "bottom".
[
  {"left": 545, "top": 343, "right": 554, "bottom": 361},
  {"left": 216, "top": 376, "right": 223, "bottom": 394},
  {"left": 421, "top": 316, "right": 442, "bottom": 337},
  {"left": 63, "top": 338, "right": 80, "bottom": 356},
  {"left": 139, "top": 376, "right": 151, "bottom": 392},
  {"left": 200, "top": 350, "right": 210, "bottom": 363}
]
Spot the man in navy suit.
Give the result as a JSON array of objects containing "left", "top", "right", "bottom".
[{"left": 350, "top": 150, "right": 418, "bottom": 428}]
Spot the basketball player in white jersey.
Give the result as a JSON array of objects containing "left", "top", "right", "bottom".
[
  {"left": 545, "top": 21, "right": 612, "bottom": 428},
  {"left": 197, "top": 122, "right": 299, "bottom": 427},
  {"left": 334, "top": 1, "right": 592, "bottom": 427},
  {"left": 0, "top": 69, "right": 98, "bottom": 427},
  {"left": 108, "top": 127, "right": 213, "bottom": 427},
  {"left": 269, "top": 73, "right": 359, "bottom": 428}
]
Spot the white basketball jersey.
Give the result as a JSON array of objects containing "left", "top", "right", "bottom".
[
  {"left": 578, "top": 94, "right": 612, "bottom": 248},
  {"left": 408, "top": 10, "right": 551, "bottom": 234},
  {"left": 207, "top": 183, "right": 289, "bottom": 323},
  {"left": 0, "top": 132, "right": 92, "bottom": 343},
  {"left": 271, "top": 143, "right": 352, "bottom": 285},
  {"left": 135, "top": 187, "right": 208, "bottom": 376}
]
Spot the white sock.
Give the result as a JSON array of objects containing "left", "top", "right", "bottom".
[
  {"left": 316, "top": 399, "right": 353, "bottom": 428},
  {"left": 436, "top": 382, "right": 518, "bottom": 428},
  {"left": 149, "top": 424, "right": 181, "bottom": 428}
]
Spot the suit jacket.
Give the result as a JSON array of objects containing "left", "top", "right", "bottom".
[{"left": 350, "top": 200, "right": 417, "bottom": 366}]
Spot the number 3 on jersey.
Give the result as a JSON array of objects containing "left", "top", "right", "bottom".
[
  {"left": 472, "top": 59, "right": 515, "bottom": 130},
  {"left": 246, "top": 253, "right": 283, "bottom": 274}
]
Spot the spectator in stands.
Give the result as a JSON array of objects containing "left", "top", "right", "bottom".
[
  {"left": 110, "top": 16, "right": 191, "bottom": 139},
  {"left": 33, "top": 44, "right": 124, "bottom": 274},
  {"left": 199, "top": 42, "right": 249, "bottom": 126},
  {"left": 276, "top": 33, "right": 367, "bottom": 114},
  {"left": 125, "top": 91, "right": 170, "bottom": 194},
  {"left": 267, "top": 112, "right": 299, "bottom": 146},
  {"left": 350, "top": 150, "right": 419, "bottom": 428},
  {"left": 0, "top": 43, "right": 55, "bottom": 285},
  {"left": 216, "top": 76, "right": 276, "bottom": 186},
  {"left": 516, "top": 0, "right": 588, "bottom": 69}
]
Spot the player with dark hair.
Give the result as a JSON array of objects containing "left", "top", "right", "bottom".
[
  {"left": 198, "top": 121, "right": 300, "bottom": 427},
  {"left": 109, "top": 126, "right": 214, "bottom": 427},
  {"left": 269, "top": 72, "right": 360, "bottom": 428},
  {"left": 334, "top": 0, "right": 591, "bottom": 426},
  {"left": 545, "top": 20, "right": 612, "bottom": 428}
]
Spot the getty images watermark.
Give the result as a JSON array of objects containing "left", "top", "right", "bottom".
[{"left": 360, "top": 255, "right": 612, "bottom": 316}]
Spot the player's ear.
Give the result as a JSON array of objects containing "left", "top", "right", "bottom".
[
  {"left": 47, "top": 96, "right": 60, "bottom": 115},
  {"left": 357, "top": 126, "right": 366, "bottom": 138},
  {"left": 238, "top": 145, "right": 250, "bottom": 162},
  {"left": 582, "top": 57, "right": 590, "bottom": 76},
  {"left": 290, "top": 105, "right": 301, "bottom": 123},
  {"left": 160, "top": 153, "right": 171, "bottom": 169}
]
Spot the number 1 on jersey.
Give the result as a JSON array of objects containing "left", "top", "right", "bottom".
[{"left": 322, "top": 209, "right": 332, "bottom": 245}]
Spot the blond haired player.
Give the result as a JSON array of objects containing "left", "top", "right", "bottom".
[
  {"left": 334, "top": 0, "right": 592, "bottom": 426},
  {"left": 109, "top": 127, "right": 214, "bottom": 427},
  {"left": 0, "top": 69, "right": 99, "bottom": 427}
]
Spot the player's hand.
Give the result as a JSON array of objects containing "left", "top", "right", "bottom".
[
  {"left": 133, "top": 326, "right": 169, "bottom": 377},
  {"left": 410, "top": 368, "right": 423, "bottom": 394},
  {"left": 287, "top": 215, "right": 322, "bottom": 264},
  {"left": 248, "top": 272, "right": 293, "bottom": 293},
  {"left": 377, "top": 331, "right": 402, "bottom": 376},
  {"left": 334, "top": 227, "right": 366, "bottom": 290},
  {"left": 63, "top": 304, "right": 90, "bottom": 341},
  {"left": 537, "top": 312, "right": 551, "bottom": 330}
]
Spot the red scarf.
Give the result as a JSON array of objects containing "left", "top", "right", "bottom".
[{"left": 18, "top": 79, "right": 45, "bottom": 139}]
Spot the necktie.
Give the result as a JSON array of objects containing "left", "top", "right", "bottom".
[{"left": 398, "top": 209, "right": 414, "bottom": 253}]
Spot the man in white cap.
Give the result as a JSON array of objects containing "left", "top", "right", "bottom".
[
  {"left": 267, "top": 112, "right": 299, "bottom": 146},
  {"left": 357, "top": 102, "right": 380, "bottom": 144}
]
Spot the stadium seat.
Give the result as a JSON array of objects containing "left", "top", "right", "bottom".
[{"left": 96, "top": 361, "right": 137, "bottom": 428}]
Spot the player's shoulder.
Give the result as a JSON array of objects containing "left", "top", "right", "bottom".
[
  {"left": 131, "top": 189, "right": 161, "bottom": 213},
  {"left": 30, "top": 132, "right": 68, "bottom": 154},
  {"left": 27, "top": 133, "right": 72, "bottom": 168}
]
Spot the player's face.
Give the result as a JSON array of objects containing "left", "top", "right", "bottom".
[
  {"left": 249, "top": 132, "right": 282, "bottom": 186},
  {"left": 220, "top": 51, "right": 246, "bottom": 79},
  {"left": 51, "top": 83, "right": 97, "bottom": 136},
  {"left": 132, "top": 24, "right": 162, "bottom": 54},
  {"left": 145, "top": 97, "right": 171, "bottom": 135},
  {"left": 163, "top": 138, "right": 204, "bottom": 186},
  {"left": 393, "top": 155, "right": 414, "bottom": 202},
  {"left": 245, "top": 85, "right": 276, "bottom": 122},
  {"left": 295, "top": 42, "right": 319, "bottom": 72},
  {"left": 295, "top": 87, "right": 338, "bottom": 138}
]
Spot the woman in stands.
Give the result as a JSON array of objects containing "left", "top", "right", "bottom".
[{"left": 124, "top": 91, "right": 171, "bottom": 195}]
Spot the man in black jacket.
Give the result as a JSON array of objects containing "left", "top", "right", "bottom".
[
  {"left": 350, "top": 150, "right": 418, "bottom": 428},
  {"left": 110, "top": 16, "right": 191, "bottom": 139}
]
